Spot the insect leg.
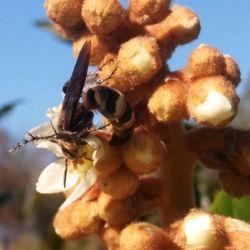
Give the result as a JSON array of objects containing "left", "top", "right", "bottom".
[{"left": 64, "top": 158, "right": 68, "bottom": 188}]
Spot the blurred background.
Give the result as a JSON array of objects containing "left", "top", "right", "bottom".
[{"left": 0, "top": 0, "right": 250, "bottom": 249}]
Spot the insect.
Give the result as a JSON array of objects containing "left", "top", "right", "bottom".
[{"left": 10, "top": 40, "right": 134, "bottom": 154}]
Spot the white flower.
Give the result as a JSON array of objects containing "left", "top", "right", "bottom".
[{"left": 28, "top": 105, "right": 102, "bottom": 210}]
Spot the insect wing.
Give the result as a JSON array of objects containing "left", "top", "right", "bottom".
[{"left": 61, "top": 41, "right": 91, "bottom": 130}]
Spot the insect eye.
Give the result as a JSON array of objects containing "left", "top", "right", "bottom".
[{"left": 62, "top": 81, "right": 70, "bottom": 94}]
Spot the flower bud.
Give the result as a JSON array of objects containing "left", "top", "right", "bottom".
[
  {"left": 53, "top": 200, "right": 103, "bottom": 240},
  {"left": 98, "top": 167, "right": 139, "bottom": 199},
  {"left": 223, "top": 217, "right": 250, "bottom": 250},
  {"left": 135, "top": 176, "right": 161, "bottom": 214},
  {"left": 117, "top": 36, "right": 162, "bottom": 91},
  {"left": 93, "top": 141, "right": 122, "bottom": 178},
  {"left": 148, "top": 77, "right": 188, "bottom": 123},
  {"left": 186, "top": 44, "right": 226, "bottom": 79},
  {"left": 97, "top": 53, "right": 125, "bottom": 91},
  {"left": 99, "top": 225, "right": 121, "bottom": 250},
  {"left": 122, "top": 128, "right": 166, "bottom": 175},
  {"left": 53, "top": 22, "right": 85, "bottom": 41},
  {"left": 128, "top": 0, "right": 171, "bottom": 25},
  {"left": 139, "top": 175, "right": 162, "bottom": 200},
  {"left": 175, "top": 210, "right": 227, "bottom": 250},
  {"left": 98, "top": 192, "right": 136, "bottom": 226},
  {"left": 224, "top": 55, "right": 241, "bottom": 86},
  {"left": 72, "top": 32, "right": 113, "bottom": 65},
  {"left": 82, "top": 0, "right": 125, "bottom": 35},
  {"left": 120, "top": 222, "right": 179, "bottom": 250},
  {"left": 145, "top": 5, "right": 200, "bottom": 45},
  {"left": 187, "top": 76, "right": 239, "bottom": 127},
  {"left": 45, "top": 0, "right": 83, "bottom": 27}
]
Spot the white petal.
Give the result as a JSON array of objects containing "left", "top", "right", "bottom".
[
  {"left": 85, "top": 134, "right": 103, "bottom": 149},
  {"left": 59, "top": 168, "right": 97, "bottom": 210},
  {"left": 195, "top": 90, "right": 235, "bottom": 126},
  {"left": 36, "top": 141, "right": 64, "bottom": 157},
  {"left": 27, "top": 122, "right": 55, "bottom": 138},
  {"left": 46, "top": 104, "right": 62, "bottom": 119},
  {"left": 36, "top": 159, "right": 79, "bottom": 194}
]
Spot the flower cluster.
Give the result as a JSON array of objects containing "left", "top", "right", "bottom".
[{"left": 28, "top": 0, "right": 250, "bottom": 249}]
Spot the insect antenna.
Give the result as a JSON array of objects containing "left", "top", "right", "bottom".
[
  {"left": 88, "top": 121, "right": 113, "bottom": 133},
  {"left": 9, "top": 138, "right": 32, "bottom": 153},
  {"left": 9, "top": 132, "right": 56, "bottom": 153},
  {"left": 50, "top": 120, "right": 58, "bottom": 135}
]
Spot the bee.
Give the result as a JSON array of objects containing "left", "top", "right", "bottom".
[{"left": 10, "top": 40, "right": 134, "bottom": 154}]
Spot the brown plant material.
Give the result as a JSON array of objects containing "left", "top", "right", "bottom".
[
  {"left": 116, "top": 36, "right": 162, "bottom": 91},
  {"left": 219, "top": 171, "right": 250, "bottom": 198},
  {"left": 187, "top": 76, "right": 239, "bottom": 127},
  {"left": 99, "top": 225, "right": 121, "bottom": 250},
  {"left": 175, "top": 210, "right": 228, "bottom": 250},
  {"left": 224, "top": 55, "right": 241, "bottom": 86},
  {"left": 72, "top": 32, "right": 114, "bottom": 65},
  {"left": 122, "top": 127, "right": 166, "bottom": 175},
  {"left": 128, "top": 0, "right": 171, "bottom": 25},
  {"left": 145, "top": 4, "right": 200, "bottom": 45},
  {"left": 185, "top": 127, "right": 237, "bottom": 154},
  {"left": 148, "top": 76, "right": 188, "bottom": 123},
  {"left": 223, "top": 217, "right": 250, "bottom": 250},
  {"left": 138, "top": 175, "right": 162, "bottom": 200},
  {"left": 53, "top": 200, "right": 103, "bottom": 240},
  {"left": 120, "top": 222, "right": 180, "bottom": 250},
  {"left": 135, "top": 175, "right": 162, "bottom": 214},
  {"left": 98, "top": 192, "right": 136, "bottom": 226},
  {"left": 45, "top": 0, "right": 83, "bottom": 27},
  {"left": 186, "top": 44, "right": 226, "bottom": 80},
  {"left": 41, "top": 0, "right": 249, "bottom": 248},
  {"left": 98, "top": 166, "right": 139, "bottom": 199},
  {"left": 82, "top": 0, "right": 125, "bottom": 35},
  {"left": 53, "top": 22, "right": 85, "bottom": 41},
  {"left": 230, "top": 142, "right": 250, "bottom": 177},
  {"left": 93, "top": 141, "right": 122, "bottom": 178},
  {"left": 149, "top": 123, "right": 196, "bottom": 225}
]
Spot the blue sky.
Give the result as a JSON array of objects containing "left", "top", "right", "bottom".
[{"left": 1, "top": 0, "right": 250, "bottom": 140}]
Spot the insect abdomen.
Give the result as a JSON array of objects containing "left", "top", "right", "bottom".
[{"left": 84, "top": 85, "right": 134, "bottom": 145}]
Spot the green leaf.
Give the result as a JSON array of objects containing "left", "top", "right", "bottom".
[
  {"left": 210, "top": 191, "right": 250, "bottom": 222},
  {"left": 0, "top": 100, "right": 22, "bottom": 119},
  {"left": 210, "top": 191, "right": 233, "bottom": 217},
  {"left": 34, "top": 20, "right": 71, "bottom": 44}
]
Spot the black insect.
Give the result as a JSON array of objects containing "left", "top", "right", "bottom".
[
  {"left": 59, "top": 40, "right": 135, "bottom": 145},
  {"left": 10, "top": 40, "right": 134, "bottom": 153}
]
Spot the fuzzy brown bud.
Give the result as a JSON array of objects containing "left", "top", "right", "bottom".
[
  {"left": 186, "top": 44, "right": 226, "bottom": 79},
  {"left": 82, "top": 0, "right": 125, "bottom": 35},
  {"left": 98, "top": 166, "right": 139, "bottom": 199},
  {"left": 145, "top": 5, "right": 200, "bottom": 46},
  {"left": 120, "top": 222, "right": 180, "bottom": 250},
  {"left": 45, "top": 0, "right": 83, "bottom": 27},
  {"left": 73, "top": 32, "right": 114, "bottom": 65},
  {"left": 122, "top": 128, "right": 166, "bottom": 175},
  {"left": 175, "top": 210, "right": 227, "bottom": 250},
  {"left": 148, "top": 76, "right": 188, "bottom": 123},
  {"left": 187, "top": 76, "right": 239, "bottom": 127},
  {"left": 98, "top": 192, "right": 136, "bottom": 226},
  {"left": 53, "top": 201, "right": 102, "bottom": 240},
  {"left": 128, "top": 0, "right": 171, "bottom": 25},
  {"left": 117, "top": 36, "right": 162, "bottom": 91},
  {"left": 224, "top": 55, "right": 241, "bottom": 86}
]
